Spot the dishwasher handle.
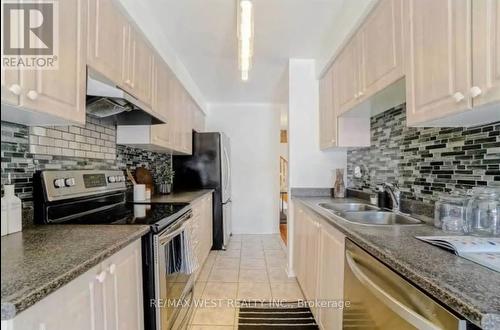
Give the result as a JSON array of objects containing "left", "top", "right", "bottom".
[{"left": 345, "top": 251, "right": 441, "bottom": 330}]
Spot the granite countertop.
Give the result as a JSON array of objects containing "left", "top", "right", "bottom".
[
  {"left": 149, "top": 189, "right": 214, "bottom": 204},
  {"left": 294, "top": 196, "right": 500, "bottom": 330},
  {"left": 1, "top": 225, "right": 150, "bottom": 320}
]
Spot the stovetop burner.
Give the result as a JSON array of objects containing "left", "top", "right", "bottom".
[
  {"left": 33, "top": 169, "right": 191, "bottom": 232},
  {"left": 60, "top": 202, "right": 189, "bottom": 227}
]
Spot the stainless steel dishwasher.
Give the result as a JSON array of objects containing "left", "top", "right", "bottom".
[{"left": 343, "top": 240, "right": 467, "bottom": 329}]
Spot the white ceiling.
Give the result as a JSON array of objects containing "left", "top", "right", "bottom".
[{"left": 139, "top": 0, "right": 349, "bottom": 104}]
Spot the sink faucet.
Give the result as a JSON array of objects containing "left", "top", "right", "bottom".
[{"left": 383, "top": 183, "right": 401, "bottom": 212}]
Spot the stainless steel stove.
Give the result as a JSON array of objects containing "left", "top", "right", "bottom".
[{"left": 33, "top": 170, "right": 195, "bottom": 330}]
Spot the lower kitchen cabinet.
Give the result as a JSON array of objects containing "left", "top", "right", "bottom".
[
  {"left": 293, "top": 202, "right": 345, "bottom": 328},
  {"left": 190, "top": 193, "right": 213, "bottom": 275},
  {"left": 5, "top": 239, "right": 143, "bottom": 330},
  {"left": 317, "top": 219, "right": 345, "bottom": 329}
]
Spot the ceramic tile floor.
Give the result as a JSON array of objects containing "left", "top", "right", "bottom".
[{"left": 188, "top": 234, "right": 304, "bottom": 329}]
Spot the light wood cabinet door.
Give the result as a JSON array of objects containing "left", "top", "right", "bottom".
[
  {"left": 151, "top": 58, "right": 173, "bottom": 149},
  {"left": 190, "top": 194, "right": 213, "bottom": 270},
  {"left": 102, "top": 239, "right": 144, "bottom": 330},
  {"left": 319, "top": 65, "right": 337, "bottom": 149},
  {"left": 20, "top": 0, "right": 86, "bottom": 125},
  {"left": 1, "top": 67, "right": 21, "bottom": 106},
  {"left": 169, "top": 78, "right": 183, "bottom": 152},
  {"left": 193, "top": 107, "right": 206, "bottom": 133},
  {"left": 11, "top": 264, "right": 102, "bottom": 330},
  {"left": 359, "top": 0, "right": 403, "bottom": 97},
  {"left": 87, "top": 0, "right": 126, "bottom": 84},
  {"left": 183, "top": 94, "right": 194, "bottom": 154},
  {"left": 472, "top": 0, "right": 500, "bottom": 107},
  {"left": 404, "top": 0, "right": 472, "bottom": 125},
  {"left": 199, "top": 195, "right": 213, "bottom": 264},
  {"left": 122, "top": 26, "right": 154, "bottom": 108},
  {"left": 317, "top": 222, "right": 345, "bottom": 330},
  {"left": 293, "top": 204, "right": 307, "bottom": 284},
  {"left": 304, "top": 213, "right": 321, "bottom": 317},
  {"left": 294, "top": 204, "right": 319, "bottom": 302},
  {"left": 334, "top": 36, "right": 361, "bottom": 115}
]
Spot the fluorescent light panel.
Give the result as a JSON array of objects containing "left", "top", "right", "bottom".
[{"left": 238, "top": 0, "right": 253, "bottom": 81}]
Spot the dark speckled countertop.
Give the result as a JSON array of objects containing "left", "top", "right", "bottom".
[
  {"left": 149, "top": 189, "right": 213, "bottom": 204},
  {"left": 1, "top": 225, "right": 150, "bottom": 320},
  {"left": 294, "top": 196, "right": 500, "bottom": 330}
]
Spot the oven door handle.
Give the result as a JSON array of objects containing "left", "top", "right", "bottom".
[
  {"left": 158, "top": 213, "right": 192, "bottom": 244},
  {"left": 345, "top": 251, "right": 441, "bottom": 330}
]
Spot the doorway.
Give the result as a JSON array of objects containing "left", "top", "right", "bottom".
[{"left": 279, "top": 129, "right": 288, "bottom": 245}]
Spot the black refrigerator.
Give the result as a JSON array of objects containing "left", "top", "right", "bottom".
[{"left": 173, "top": 132, "right": 231, "bottom": 250}]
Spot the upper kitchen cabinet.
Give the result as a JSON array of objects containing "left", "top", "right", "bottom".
[
  {"left": 192, "top": 106, "right": 206, "bottom": 133},
  {"left": 319, "top": 62, "right": 370, "bottom": 150},
  {"left": 358, "top": 0, "right": 404, "bottom": 98},
  {"left": 1, "top": 65, "right": 21, "bottom": 107},
  {"left": 88, "top": 0, "right": 154, "bottom": 110},
  {"left": 1, "top": 0, "right": 87, "bottom": 125},
  {"left": 179, "top": 89, "right": 194, "bottom": 155},
  {"left": 404, "top": 0, "right": 472, "bottom": 126},
  {"left": 333, "top": 36, "right": 361, "bottom": 116},
  {"left": 152, "top": 56, "right": 170, "bottom": 123},
  {"left": 121, "top": 25, "right": 155, "bottom": 109},
  {"left": 87, "top": 0, "right": 126, "bottom": 85},
  {"left": 332, "top": 0, "right": 404, "bottom": 117},
  {"left": 117, "top": 62, "right": 194, "bottom": 155},
  {"left": 472, "top": 0, "right": 500, "bottom": 108},
  {"left": 150, "top": 57, "right": 174, "bottom": 150},
  {"left": 404, "top": 0, "right": 500, "bottom": 126},
  {"left": 319, "top": 65, "right": 337, "bottom": 149}
]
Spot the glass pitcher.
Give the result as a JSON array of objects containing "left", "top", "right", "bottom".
[{"left": 465, "top": 187, "right": 500, "bottom": 237}]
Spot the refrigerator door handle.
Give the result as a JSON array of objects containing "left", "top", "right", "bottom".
[{"left": 222, "top": 145, "right": 231, "bottom": 200}]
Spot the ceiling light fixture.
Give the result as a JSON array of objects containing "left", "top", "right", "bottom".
[{"left": 237, "top": 0, "right": 253, "bottom": 81}]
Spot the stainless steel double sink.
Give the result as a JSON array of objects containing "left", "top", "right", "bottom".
[{"left": 317, "top": 202, "right": 423, "bottom": 226}]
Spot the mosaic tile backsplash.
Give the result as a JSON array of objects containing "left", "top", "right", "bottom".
[
  {"left": 1, "top": 115, "right": 171, "bottom": 206},
  {"left": 347, "top": 104, "right": 500, "bottom": 204}
]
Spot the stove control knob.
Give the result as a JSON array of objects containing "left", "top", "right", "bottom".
[
  {"left": 54, "top": 178, "right": 66, "bottom": 188},
  {"left": 108, "top": 176, "right": 116, "bottom": 183},
  {"left": 65, "top": 178, "right": 76, "bottom": 187},
  {"left": 121, "top": 175, "right": 126, "bottom": 182}
]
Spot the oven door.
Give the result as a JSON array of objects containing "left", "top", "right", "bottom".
[
  {"left": 343, "top": 240, "right": 467, "bottom": 330},
  {"left": 154, "top": 212, "right": 195, "bottom": 330}
]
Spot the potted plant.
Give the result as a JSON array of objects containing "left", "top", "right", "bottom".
[{"left": 156, "top": 163, "right": 174, "bottom": 195}]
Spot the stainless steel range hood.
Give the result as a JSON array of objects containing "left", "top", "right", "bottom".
[{"left": 86, "top": 70, "right": 164, "bottom": 125}]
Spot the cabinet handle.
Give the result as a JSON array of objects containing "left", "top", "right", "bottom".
[
  {"left": 27, "top": 90, "right": 39, "bottom": 100},
  {"left": 470, "top": 86, "right": 482, "bottom": 98},
  {"left": 452, "top": 92, "right": 465, "bottom": 102},
  {"left": 108, "top": 263, "right": 116, "bottom": 275},
  {"left": 9, "top": 84, "right": 22, "bottom": 95},
  {"left": 96, "top": 270, "right": 107, "bottom": 283},
  {"left": 358, "top": 91, "right": 364, "bottom": 97},
  {"left": 331, "top": 138, "right": 336, "bottom": 143}
]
